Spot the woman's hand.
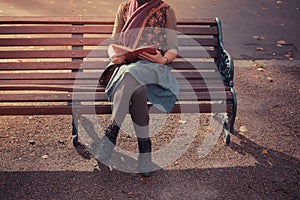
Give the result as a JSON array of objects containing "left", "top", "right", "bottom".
[
  {"left": 108, "top": 44, "right": 126, "bottom": 64},
  {"left": 138, "top": 50, "right": 167, "bottom": 65}
]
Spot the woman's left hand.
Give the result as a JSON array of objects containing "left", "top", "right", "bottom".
[{"left": 138, "top": 50, "right": 167, "bottom": 65}]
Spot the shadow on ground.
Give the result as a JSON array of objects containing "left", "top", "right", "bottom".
[{"left": 1, "top": 131, "right": 299, "bottom": 200}]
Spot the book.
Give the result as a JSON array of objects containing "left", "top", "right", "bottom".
[{"left": 108, "top": 44, "right": 157, "bottom": 63}]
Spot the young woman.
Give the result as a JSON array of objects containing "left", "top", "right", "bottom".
[{"left": 95, "top": 0, "right": 179, "bottom": 177}]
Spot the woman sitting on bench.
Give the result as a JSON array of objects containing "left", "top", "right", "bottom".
[{"left": 95, "top": 0, "right": 179, "bottom": 177}]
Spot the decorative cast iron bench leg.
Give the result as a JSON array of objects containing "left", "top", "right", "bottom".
[{"left": 230, "top": 87, "right": 237, "bottom": 134}]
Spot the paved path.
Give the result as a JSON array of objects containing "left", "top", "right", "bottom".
[{"left": 0, "top": 0, "right": 299, "bottom": 60}]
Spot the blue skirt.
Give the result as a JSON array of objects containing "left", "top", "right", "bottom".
[{"left": 105, "top": 60, "right": 179, "bottom": 113}]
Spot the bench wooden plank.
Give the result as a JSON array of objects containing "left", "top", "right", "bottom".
[
  {"left": 177, "top": 26, "right": 218, "bottom": 35},
  {"left": 0, "top": 79, "right": 226, "bottom": 88},
  {"left": 0, "top": 16, "right": 217, "bottom": 25},
  {"left": 0, "top": 26, "right": 217, "bottom": 35},
  {"left": 0, "top": 83, "right": 230, "bottom": 92},
  {"left": 0, "top": 103, "right": 230, "bottom": 116},
  {"left": 0, "top": 71, "right": 221, "bottom": 80},
  {"left": 0, "top": 49, "right": 217, "bottom": 59},
  {"left": 0, "top": 25, "right": 114, "bottom": 34},
  {"left": 0, "top": 90, "right": 231, "bottom": 102},
  {"left": 0, "top": 61, "right": 218, "bottom": 70},
  {"left": 0, "top": 62, "right": 107, "bottom": 70},
  {"left": 0, "top": 38, "right": 218, "bottom": 47}
]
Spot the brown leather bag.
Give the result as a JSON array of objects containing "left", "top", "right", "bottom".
[{"left": 99, "top": 64, "right": 120, "bottom": 86}]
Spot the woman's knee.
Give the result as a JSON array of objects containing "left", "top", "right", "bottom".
[
  {"left": 131, "top": 85, "right": 147, "bottom": 102},
  {"left": 130, "top": 85, "right": 149, "bottom": 126}
]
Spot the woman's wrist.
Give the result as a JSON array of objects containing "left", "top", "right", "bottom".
[{"left": 163, "top": 56, "right": 169, "bottom": 65}]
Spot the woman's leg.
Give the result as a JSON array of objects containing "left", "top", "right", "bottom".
[
  {"left": 111, "top": 73, "right": 142, "bottom": 126},
  {"left": 129, "top": 86, "right": 152, "bottom": 177},
  {"left": 129, "top": 85, "right": 149, "bottom": 140},
  {"left": 96, "top": 73, "right": 141, "bottom": 161}
]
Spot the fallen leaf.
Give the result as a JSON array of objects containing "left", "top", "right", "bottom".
[
  {"left": 178, "top": 120, "right": 187, "bottom": 124},
  {"left": 257, "top": 67, "right": 265, "bottom": 72},
  {"left": 261, "top": 6, "right": 268, "bottom": 11},
  {"left": 277, "top": 40, "right": 286, "bottom": 45},
  {"left": 276, "top": 1, "right": 283, "bottom": 8},
  {"left": 139, "top": 177, "right": 151, "bottom": 183},
  {"left": 262, "top": 149, "right": 268, "bottom": 155},
  {"left": 239, "top": 126, "right": 248, "bottom": 133},
  {"left": 285, "top": 54, "right": 292, "bottom": 58},
  {"left": 252, "top": 63, "right": 263, "bottom": 68},
  {"left": 253, "top": 36, "right": 266, "bottom": 41},
  {"left": 58, "top": 140, "right": 65, "bottom": 144},
  {"left": 256, "top": 47, "right": 264, "bottom": 51}
]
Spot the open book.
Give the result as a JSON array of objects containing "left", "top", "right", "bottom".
[{"left": 108, "top": 44, "right": 157, "bottom": 63}]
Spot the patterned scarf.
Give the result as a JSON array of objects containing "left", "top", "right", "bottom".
[{"left": 119, "top": 0, "right": 162, "bottom": 48}]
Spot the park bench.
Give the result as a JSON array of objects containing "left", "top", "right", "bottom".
[{"left": 0, "top": 16, "right": 236, "bottom": 146}]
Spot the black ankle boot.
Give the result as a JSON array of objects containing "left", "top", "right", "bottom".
[
  {"left": 95, "top": 123, "right": 120, "bottom": 161},
  {"left": 137, "top": 139, "right": 152, "bottom": 177}
]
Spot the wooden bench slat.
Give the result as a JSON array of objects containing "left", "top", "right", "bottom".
[
  {"left": 0, "top": 62, "right": 108, "bottom": 70},
  {"left": 0, "top": 93, "right": 106, "bottom": 102},
  {"left": 0, "top": 49, "right": 217, "bottom": 59},
  {"left": 0, "top": 72, "right": 99, "bottom": 80},
  {"left": 0, "top": 79, "right": 225, "bottom": 87},
  {"left": 0, "top": 79, "right": 97, "bottom": 85},
  {"left": 0, "top": 83, "right": 230, "bottom": 92},
  {"left": 0, "top": 16, "right": 216, "bottom": 25},
  {"left": 0, "top": 38, "right": 109, "bottom": 46},
  {"left": 0, "top": 91, "right": 231, "bottom": 102},
  {"left": 0, "top": 85, "right": 102, "bottom": 92},
  {"left": 0, "top": 25, "right": 114, "bottom": 34},
  {"left": 0, "top": 71, "right": 221, "bottom": 80},
  {"left": 0, "top": 103, "right": 230, "bottom": 116},
  {"left": 0, "top": 50, "right": 107, "bottom": 59},
  {"left": 177, "top": 18, "right": 217, "bottom": 25},
  {"left": 178, "top": 38, "right": 218, "bottom": 46},
  {"left": 0, "top": 61, "right": 217, "bottom": 70},
  {"left": 0, "top": 16, "right": 116, "bottom": 24},
  {"left": 0, "top": 26, "right": 216, "bottom": 35},
  {"left": 0, "top": 38, "right": 218, "bottom": 47},
  {"left": 177, "top": 27, "right": 218, "bottom": 35}
]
